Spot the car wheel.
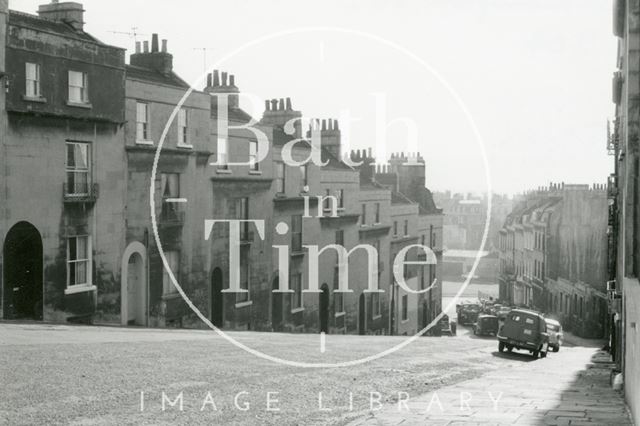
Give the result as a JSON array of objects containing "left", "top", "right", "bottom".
[
  {"left": 532, "top": 350, "right": 539, "bottom": 358},
  {"left": 507, "top": 345, "right": 513, "bottom": 352},
  {"left": 554, "top": 346, "right": 560, "bottom": 353},
  {"left": 498, "top": 342, "right": 505, "bottom": 352},
  {"left": 540, "top": 350, "right": 547, "bottom": 358}
]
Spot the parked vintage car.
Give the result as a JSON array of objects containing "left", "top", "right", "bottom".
[
  {"left": 473, "top": 314, "right": 499, "bottom": 336},
  {"left": 545, "top": 318, "right": 564, "bottom": 352},
  {"left": 497, "top": 309, "right": 549, "bottom": 358},
  {"left": 458, "top": 304, "right": 481, "bottom": 325},
  {"left": 439, "top": 314, "right": 457, "bottom": 336},
  {"left": 497, "top": 306, "right": 512, "bottom": 321}
]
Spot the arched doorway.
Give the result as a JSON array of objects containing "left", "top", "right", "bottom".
[
  {"left": 211, "top": 268, "right": 224, "bottom": 328},
  {"left": 120, "top": 242, "right": 147, "bottom": 326},
  {"left": 319, "top": 283, "right": 329, "bottom": 333},
  {"left": 358, "top": 293, "right": 366, "bottom": 335},
  {"left": 271, "top": 277, "right": 283, "bottom": 331},
  {"left": 3, "top": 222, "right": 43, "bottom": 320},
  {"left": 126, "top": 253, "right": 146, "bottom": 325}
]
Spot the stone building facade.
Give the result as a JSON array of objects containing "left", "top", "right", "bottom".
[
  {"left": 498, "top": 184, "right": 608, "bottom": 338},
  {"left": 0, "top": 1, "right": 127, "bottom": 323},
  {"left": 609, "top": 0, "right": 640, "bottom": 420},
  {"left": 0, "top": 1, "right": 444, "bottom": 339}
]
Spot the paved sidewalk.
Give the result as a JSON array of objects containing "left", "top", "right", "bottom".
[{"left": 349, "top": 347, "right": 633, "bottom": 425}]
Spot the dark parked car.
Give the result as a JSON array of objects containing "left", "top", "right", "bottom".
[
  {"left": 458, "top": 304, "right": 481, "bottom": 325},
  {"left": 497, "top": 309, "right": 549, "bottom": 358},
  {"left": 473, "top": 314, "right": 499, "bottom": 336}
]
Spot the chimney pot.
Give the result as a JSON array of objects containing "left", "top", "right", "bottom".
[
  {"left": 213, "top": 70, "right": 220, "bottom": 87},
  {"left": 286, "top": 97, "right": 292, "bottom": 110},
  {"left": 265, "top": 100, "right": 270, "bottom": 111},
  {"left": 229, "top": 75, "right": 235, "bottom": 86},
  {"left": 161, "top": 39, "right": 167, "bottom": 52},
  {"left": 271, "top": 99, "right": 278, "bottom": 110},
  {"left": 322, "top": 119, "right": 327, "bottom": 131},
  {"left": 143, "top": 41, "right": 149, "bottom": 53},
  {"left": 151, "top": 34, "right": 159, "bottom": 52},
  {"left": 221, "top": 72, "right": 228, "bottom": 86},
  {"left": 279, "top": 98, "right": 285, "bottom": 110},
  {"left": 207, "top": 73, "right": 212, "bottom": 87},
  {"left": 135, "top": 41, "right": 141, "bottom": 53}
]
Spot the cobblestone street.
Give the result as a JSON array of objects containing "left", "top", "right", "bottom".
[
  {"left": 0, "top": 323, "right": 633, "bottom": 425},
  {"left": 350, "top": 344, "right": 633, "bottom": 425}
]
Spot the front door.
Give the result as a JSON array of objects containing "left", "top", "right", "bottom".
[
  {"left": 358, "top": 293, "right": 366, "bottom": 335},
  {"left": 126, "top": 252, "right": 146, "bottom": 325},
  {"left": 3, "top": 222, "right": 43, "bottom": 320},
  {"left": 271, "top": 278, "right": 283, "bottom": 331},
  {"left": 319, "top": 284, "right": 329, "bottom": 333},
  {"left": 211, "top": 268, "right": 224, "bottom": 328}
]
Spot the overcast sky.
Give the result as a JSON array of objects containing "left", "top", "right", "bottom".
[{"left": 11, "top": 0, "right": 616, "bottom": 195}]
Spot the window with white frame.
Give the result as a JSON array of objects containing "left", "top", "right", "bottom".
[
  {"left": 249, "top": 140, "right": 259, "bottom": 171},
  {"left": 66, "top": 142, "right": 90, "bottom": 195},
  {"left": 160, "top": 173, "right": 180, "bottom": 221},
  {"left": 218, "top": 137, "right": 229, "bottom": 169},
  {"left": 291, "top": 272, "right": 303, "bottom": 310},
  {"left": 162, "top": 250, "right": 179, "bottom": 296},
  {"left": 177, "top": 108, "right": 189, "bottom": 146},
  {"left": 68, "top": 70, "right": 88, "bottom": 104},
  {"left": 25, "top": 62, "right": 41, "bottom": 98},
  {"left": 136, "top": 102, "right": 149, "bottom": 142},
  {"left": 335, "top": 189, "right": 344, "bottom": 209},
  {"left": 276, "top": 162, "right": 285, "bottom": 193},
  {"left": 67, "top": 236, "right": 90, "bottom": 287}
]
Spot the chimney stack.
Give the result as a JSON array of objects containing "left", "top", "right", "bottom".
[
  {"left": 205, "top": 69, "right": 240, "bottom": 109},
  {"left": 130, "top": 34, "right": 174, "bottom": 75},
  {"left": 37, "top": 1, "right": 84, "bottom": 31},
  {"left": 151, "top": 33, "right": 159, "bottom": 52}
]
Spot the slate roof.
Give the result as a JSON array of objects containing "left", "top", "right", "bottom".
[
  {"left": 8, "top": 10, "right": 117, "bottom": 47},
  {"left": 125, "top": 65, "right": 189, "bottom": 88}
]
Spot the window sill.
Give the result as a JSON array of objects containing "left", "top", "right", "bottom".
[
  {"left": 216, "top": 169, "right": 232, "bottom": 174},
  {"left": 177, "top": 143, "right": 193, "bottom": 149},
  {"left": 64, "top": 284, "right": 96, "bottom": 296},
  {"left": 136, "top": 140, "right": 154, "bottom": 146},
  {"left": 66, "top": 101, "right": 92, "bottom": 109},
  {"left": 235, "top": 300, "right": 253, "bottom": 309},
  {"left": 372, "top": 314, "right": 382, "bottom": 320},
  {"left": 401, "top": 318, "right": 409, "bottom": 324},
  {"left": 334, "top": 311, "right": 345, "bottom": 318},
  {"left": 23, "top": 95, "right": 46, "bottom": 103},
  {"left": 291, "top": 307, "right": 305, "bottom": 314},
  {"left": 248, "top": 170, "right": 262, "bottom": 175}
]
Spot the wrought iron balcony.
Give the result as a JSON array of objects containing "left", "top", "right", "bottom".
[{"left": 63, "top": 183, "right": 99, "bottom": 204}]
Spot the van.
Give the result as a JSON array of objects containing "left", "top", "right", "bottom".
[{"left": 497, "top": 309, "right": 549, "bottom": 358}]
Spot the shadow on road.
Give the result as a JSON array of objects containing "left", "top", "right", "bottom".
[
  {"left": 535, "top": 350, "right": 633, "bottom": 425},
  {"left": 490, "top": 350, "right": 536, "bottom": 362}
]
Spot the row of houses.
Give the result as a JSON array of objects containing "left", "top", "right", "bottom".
[
  {"left": 0, "top": 1, "right": 443, "bottom": 336},
  {"left": 607, "top": 0, "right": 640, "bottom": 420},
  {"left": 497, "top": 183, "right": 609, "bottom": 339}
]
